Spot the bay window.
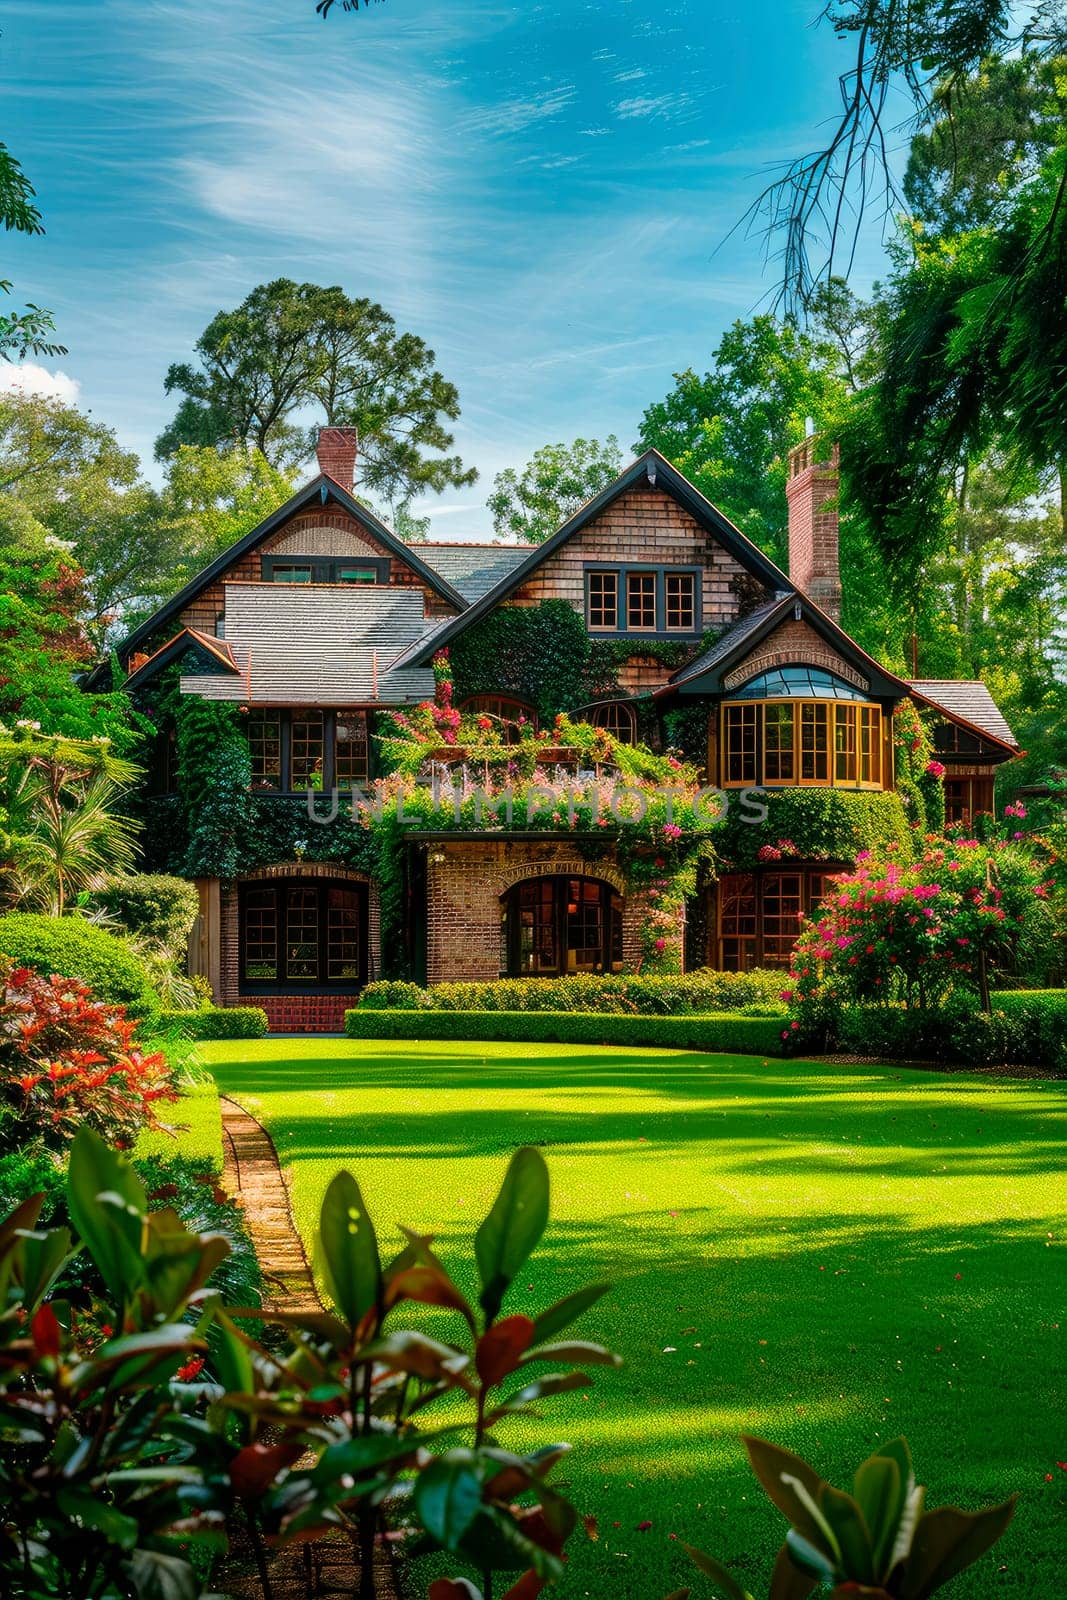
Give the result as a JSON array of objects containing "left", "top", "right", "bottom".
[{"left": 719, "top": 670, "right": 885, "bottom": 790}]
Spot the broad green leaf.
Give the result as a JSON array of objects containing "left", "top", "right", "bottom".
[
  {"left": 311, "top": 1431, "right": 431, "bottom": 1486},
  {"left": 414, "top": 1451, "right": 486, "bottom": 1551},
  {"left": 901, "top": 1499, "right": 1017, "bottom": 1599},
  {"left": 475, "top": 1147, "right": 550, "bottom": 1322},
  {"left": 529, "top": 1283, "right": 611, "bottom": 1345},
  {"left": 56, "top": 1490, "right": 139, "bottom": 1550},
  {"left": 853, "top": 1454, "right": 904, "bottom": 1577},
  {"left": 742, "top": 1436, "right": 838, "bottom": 1557},
  {"left": 125, "top": 1548, "right": 201, "bottom": 1600},
  {"left": 0, "top": 1191, "right": 45, "bottom": 1259},
  {"left": 683, "top": 1545, "right": 756, "bottom": 1600},
  {"left": 484, "top": 1371, "right": 591, "bottom": 1424},
  {"left": 207, "top": 1308, "right": 254, "bottom": 1399},
  {"left": 17, "top": 1225, "right": 75, "bottom": 1312},
  {"left": 67, "top": 1129, "right": 147, "bottom": 1304},
  {"left": 517, "top": 1339, "right": 620, "bottom": 1368},
  {"left": 359, "top": 1329, "right": 471, "bottom": 1382},
  {"left": 817, "top": 1483, "right": 874, "bottom": 1583},
  {"left": 784, "top": 1531, "right": 838, "bottom": 1585},
  {"left": 458, "top": 1504, "right": 564, "bottom": 1581},
  {"left": 315, "top": 1170, "right": 380, "bottom": 1331}
]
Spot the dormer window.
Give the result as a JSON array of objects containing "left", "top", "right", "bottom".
[{"left": 261, "top": 555, "right": 390, "bottom": 584}]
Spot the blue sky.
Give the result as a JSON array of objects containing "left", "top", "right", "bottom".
[{"left": 3, "top": 0, "right": 894, "bottom": 538}]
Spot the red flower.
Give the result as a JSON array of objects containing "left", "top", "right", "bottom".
[{"left": 177, "top": 1356, "right": 205, "bottom": 1382}]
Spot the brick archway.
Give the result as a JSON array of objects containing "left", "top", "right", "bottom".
[{"left": 494, "top": 858, "right": 627, "bottom": 897}]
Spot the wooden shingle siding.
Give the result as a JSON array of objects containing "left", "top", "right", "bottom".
[
  {"left": 505, "top": 486, "right": 766, "bottom": 627},
  {"left": 727, "top": 617, "right": 857, "bottom": 687},
  {"left": 176, "top": 503, "right": 455, "bottom": 637}
]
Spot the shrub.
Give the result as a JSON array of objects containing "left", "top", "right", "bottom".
[
  {"left": 90, "top": 872, "right": 199, "bottom": 962},
  {"left": 159, "top": 1005, "right": 268, "bottom": 1040},
  {"left": 0, "top": 960, "right": 178, "bottom": 1154},
  {"left": 359, "top": 970, "right": 786, "bottom": 1015},
  {"left": 345, "top": 1007, "right": 789, "bottom": 1056},
  {"left": 0, "top": 911, "right": 160, "bottom": 1020},
  {"left": 822, "top": 988, "right": 1067, "bottom": 1068}
]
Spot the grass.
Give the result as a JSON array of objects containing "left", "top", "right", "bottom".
[
  {"left": 134, "top": 1075, "right": 224, "bottom": 1170},
  {"left": 200, "top": 1037, "right": 1067, "bottom": 1599}
]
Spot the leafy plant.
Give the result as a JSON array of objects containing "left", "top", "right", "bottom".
[{"left": 683, "top": 1434, "right": 1016, "bottom": 1600}]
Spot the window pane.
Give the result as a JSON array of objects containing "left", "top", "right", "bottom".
[
  {"left": 591, "top": 701, "right": 637, "bottom": 743},
  {"left": 327, "top": 887, "right": 362, "bottom": 981},
  {"left": 336, "top": 566, "right": 378, "bottom": 585},
  {"left": 243, "top": 888, "right": 277, "bottom": 981},
  {"left": 835, "top": 704, "right": 857, "bottom": 783},
  {"left": 762, "top": 872, "right": 803, "bottom": 965},
  {"left": 800, "top": 703, "right": 829, "bottom": 781},
  {"left": 723, "top": 704, "right": 758, "bottom": 783},
  {"left": 516, "top": 879, "right": 558, "bottom": 974},
  {"left": 665, "top": 572, "right": 695, "bottom": 630},
  {"left": 719, "top": 872, "right": 757, "bottom": 970},
  {"left": 248, "top": 710, "right": 281, "bottom": 789},
  {"left": 272, "top": 565, "right": 313, "bottom": 583},
  {"left": 627, "top": 572, "right": 656, "bottom": 630},
  {"left": 859, "top": 706, "right": 881, "bottom": 784},
  {"left": 285, "top": 888, "right": 319, "bottom": 981},
  {"left": 587, "top": 572, "right": 618, "bottom": 630},
  {"left": 763, "top": 702, "right": 795, "bottom": 781},
  {"left": 335, "top": 711, "right": 369, "bottom": 787},
  {"left": 291, "top": 711, "right": 324, "bottom": 789},
  {"left": 567, "top": 878, "right": 606, "bottom": 973}
]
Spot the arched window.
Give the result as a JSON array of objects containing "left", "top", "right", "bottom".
[
  {"left": 501, "top": 876, "right": 623, "bottom": 977},
  {"left": 460, "top": 694, "right": 537, "bottom": 742},
  {"left": 590, "top": 701, "right": 637, "bottom": 744}
]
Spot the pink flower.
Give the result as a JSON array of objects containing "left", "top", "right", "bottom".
[
  {"left": 653, "top": 937, "right": 667, "bottom": 953},
  {"left": 925, "top": 760, "right": 946, "bottom": 778}
]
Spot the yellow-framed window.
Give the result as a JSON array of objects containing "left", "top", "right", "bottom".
[
  {"left": 800, "top": 702, "right": 830, "bottom": 783},
  {"left": 722, "top": 703, "right": 758, "bottom": 784},
  {"left": 762, "top": 702, "right": 795, "bottom": 781},
  {"left": 834, "top": 703, "right": 856, "bottom": 783},
  {"left": 859, "top": 705, "right": 881, "bottom": 785}
]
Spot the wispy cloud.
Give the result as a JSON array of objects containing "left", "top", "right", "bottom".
[
  {"left": 613, "top": 67, "right": 647, "bottom": 82},
  {"left": 614, "top": 93, "right": 695, "bottom": 121},
  {"left": 460, "top": 84, "right": 576, "bottom": 137}
]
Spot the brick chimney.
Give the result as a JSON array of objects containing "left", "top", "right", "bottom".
[
  {"left": 316, "top": 426, "right": 359, "bottom": 493},
  {"left": 785, "top": 437, "right": 841, "bottom": 620}
]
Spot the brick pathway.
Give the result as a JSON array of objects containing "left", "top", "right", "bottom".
[
  {"left": 218, "top": 1096, "right": 398, "bottom": 1599},
  {"left": 220, "top": 1095, "right": 320, "bottom": 1314}
]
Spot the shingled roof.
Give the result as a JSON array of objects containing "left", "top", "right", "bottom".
[
  {"left": 907, "top": 680, "right": 1018, "bottom": 748},
  {"left": 178, "top": 584, "right": 437, "bottom": 705},
  {"left": 418, "top": 542, "right": 530, "bottom": 603}
]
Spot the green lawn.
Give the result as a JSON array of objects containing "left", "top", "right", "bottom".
[{"left": 200, "top": 1038, "right": 1066, "bottom": 1599}]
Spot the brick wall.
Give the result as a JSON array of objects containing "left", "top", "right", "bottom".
[
  {"left": 785, "top": 444, "right": 841, "bottom": 620},
  {"left": 425, "top": 839, "right": 683, "bottom": 983},
  {"left": 257, "top": 994, "right": 356, "bottom": 1033},
  {"left": 723, "top": 617, "right": 864, "bottom": 691}
]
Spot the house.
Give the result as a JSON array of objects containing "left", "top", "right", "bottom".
[{"left": 99, "top": 428, "right": 1019, "bottom": 1029}]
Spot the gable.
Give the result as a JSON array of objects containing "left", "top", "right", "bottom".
[
  {"left": 267, "top": 523, "right": 382, "bottom": 559},
  {"left": 723, "top": 617, "right": 866, "bottom": 693},
  {"left": 507, "top": 484, "right": 768, "bottom": 629},
  {"left": 88, "top": 474, "right": 467, "bottom": 686}
]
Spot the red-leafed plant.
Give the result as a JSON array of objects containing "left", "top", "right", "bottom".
[{"left": 0, "top": 958, "right": 177, "bottom": 1154}]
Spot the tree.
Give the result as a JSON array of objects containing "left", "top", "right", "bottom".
[
  {"left": 636, "top": 318, "right": 848, "bottom": 558},
  {"left": 487, "top": 435, "right": 623, "bottom": 544},
  {"left": 0, "top": 390, "right": 165, "bottom": 643},
  {"left": 155, "top": 279, "right": 477, "bottom": 503},
  {"left": 0, "top": 143, "right": 64, "bottom": 359},
  {"left": 157, "top": 444, "right": 296, "bottom": 583}
]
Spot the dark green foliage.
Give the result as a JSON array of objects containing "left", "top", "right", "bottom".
[
  {"left": 817, "top": 989, "right": 1067, "bottom": 1068},
  {"left": 0, "top": 912, "right": 160, "bottom": 1020},
  {"left": 716, "top": 788, "right": 912, "bottom": 869},
  {"left": 359, "top": 970, "right": 785, "bottom": 1013},
  {"left": 91, "top": 873, "right": 199, "bottom": 961},
  {"left": 449, "top": 600, "right": 596, "bottom": 723},
  {"left": 158, "top": 1006, "right": 267, "bottom": 1039},
  {"left": 344, "top": 1007, "right": 789, "bottom": 1057}
]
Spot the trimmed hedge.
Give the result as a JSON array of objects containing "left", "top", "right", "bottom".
[
  {"left": 358, "top": 971, "right": 786, "bottom": 1015},
  {"left": 344, "top": 1008, "right": 788, "bottom": 1057},
  {"left": 0, "top": 913, "right": 160, "bottom": 1021},
  {"left": 159, "top": 1006, "right": 268, "bottom": 1040},
  {"left": 833, "top": 989, "right": 1067, "bottom": 1069}
]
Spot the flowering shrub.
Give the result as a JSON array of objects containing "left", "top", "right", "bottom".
[
  {"left": 784, "top": 813, "right": 1055, "bottom": 1023},
  {"left": 0, "top": 960, "right": 177, "bottom": 1154}
]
